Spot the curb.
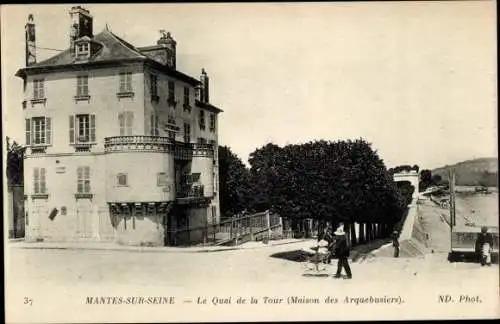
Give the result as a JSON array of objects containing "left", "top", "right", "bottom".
[{"left": 9, "top": 239, "right": 311, "bottom": 254}]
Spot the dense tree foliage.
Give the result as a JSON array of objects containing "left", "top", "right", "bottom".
[
  {"left": 247, "top": 139, "right": 406, "bottom": 230},
  {"left": 388, "top": 164, "right": 420, "bottom": 174},
  {"left": 420, "top": 169, "right": 445, "bottom": 191},
  {"left": 431, "top": 174, "right": 443, "bottom": 185},
  {"left": 396, "top": 181, "right": 415, "bottom": 206},
  {"left": 6, "top": 137, "right": 25, "bottom": 185},
  {"left": 218, "top": 146, "right": 250, "bottom": 217}
]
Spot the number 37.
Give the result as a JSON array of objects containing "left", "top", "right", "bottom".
[{"left": 24, "top": 297, "right": 33, "bottom": 306}]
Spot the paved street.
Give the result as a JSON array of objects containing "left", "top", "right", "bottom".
[{"left": 5, "top": 238, "right": 499, "bottom": 322}]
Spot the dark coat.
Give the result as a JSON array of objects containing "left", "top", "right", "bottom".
[
  {"left": 334, "top": 235, "right": 350, "bottom": 257},
  {"left": 475, "top": 233, "right": 494, "bottom": 253}
]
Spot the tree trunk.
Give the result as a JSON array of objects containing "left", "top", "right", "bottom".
[
  {"left": 350, "top": 222, "right": 357, "bottom": 246},
  {"left": 360, "top": 223, "right": 365, "bottom": 243}
]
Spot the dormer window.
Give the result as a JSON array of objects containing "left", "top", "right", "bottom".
[{"left": 75, "top": 39, "right": 90, "bottom": 59}]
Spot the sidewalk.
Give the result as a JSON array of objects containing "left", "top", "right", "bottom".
[{"left": 7, "top": 238, "right": 310, "bottom": 253}]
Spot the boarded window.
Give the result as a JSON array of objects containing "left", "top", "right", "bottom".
[
  {"left": 117, "top": 173, "right": 128, "bottom": 186},
  {"left": 157, "top": 172, "right": 168, "bottom": 187}
]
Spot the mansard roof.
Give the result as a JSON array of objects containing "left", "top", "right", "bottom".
[{"left": 16, "top": 29, "right": 200, "bottom": 86}]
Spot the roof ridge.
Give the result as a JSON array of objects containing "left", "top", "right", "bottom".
[
  {"left": 34, "top": 48, "right": 71, "bottom": 66},
  {"left": 105, "top": 29, "right": 145, "bottom": 58}
]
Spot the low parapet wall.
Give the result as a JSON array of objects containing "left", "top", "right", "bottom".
[{"left": 398, "top": 201, "right": 427, "bottom": 258}]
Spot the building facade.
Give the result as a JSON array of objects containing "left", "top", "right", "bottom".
[{"left": 16, "top": 6, "right": 222, "bottom": 246}]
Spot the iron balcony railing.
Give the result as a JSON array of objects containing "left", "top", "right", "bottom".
[
  {"left": 104, "top": 136, "right": 215, "bottom": 157},
  {"left": 176, "top": 184, "right": 204, "bottom": 198},
  {"left": 105, "top": 135, "right": 175, "bottom": 146},
  {"left": 104, "top": 135, "right": 175, "bottom": 153}
]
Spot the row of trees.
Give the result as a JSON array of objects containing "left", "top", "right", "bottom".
[
  {"left": 219, "top": 139, "right": 409, "bottom": 239},
  {"left": 418, "top": 169, "right": 443, "bottom": 192}
]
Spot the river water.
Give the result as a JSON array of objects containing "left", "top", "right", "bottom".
[{"left": 454, "top": 191, "right": 498, "bottom": 230}]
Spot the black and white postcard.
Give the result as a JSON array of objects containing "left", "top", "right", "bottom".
[{"left": 2, "top": 2, "right": 498, "bottom": 322}]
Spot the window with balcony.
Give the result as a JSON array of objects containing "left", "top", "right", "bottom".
[
  {"left": 183, "top": 123, "right": 191, "bottom": 143},
  {"left": 209, "top": 113, "right": 216, "bottom": 132},
  {"left": 150, "top": 74, "right": 159, "bottom": 102},
  {"left": 183, "top": 86, "right": 191, "bottom": 111},
  {"left": 199, "top": 109, "right": 206, "bottom": 130},
  {"left": 32, "top": 79, "right": 46, "bottom": 105},
  {"left": 33, "top": 167, "right": 47, "bottom": 198},
  {"left": 69, "top": 114, "right": 96, "bottom": 150},
  {"left": 119, "top": 112, "right": 134, "bottom": 136},
  {"left": 26, "top": 117, "right": 51, "bottom": 151},
  {"left": 197, "top": 137, "right": 207, "bottom": 144},
  {"left": 76, "top": 166, "right": 92, "bottom": 198},
  {"left": 75, "top": 75, "right": 90, "bottom": 101},
  {"left": 117, "top": 72, "right": 133, "bottom": 98},
  {"left": 167, "top": 81, "right": 176, "bottom": 107},
  {"left": 150, "top": 113, "right": 159, "bottom": 136}
]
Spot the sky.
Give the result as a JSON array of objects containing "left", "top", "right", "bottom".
[{"left": 1, "top": 2, "right": 497, "bottom": 170}]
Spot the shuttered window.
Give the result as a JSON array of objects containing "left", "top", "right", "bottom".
[
  {"left": 183, "top": 86, "right": 189, "bottom": 105},
  {"left": 183, "top": 123, "right": 191, "bottom": 143},
  {"left": 150, "top": 74, "right": 158, "bottom": 96},
  {"left": 199, "top": 110, "right": 206, "bottom": 130},
  {"left": 150, "top": 113, "right": 159, "bottom": 136},
  {"left": 209, "top": 113, "right": 216, "bottom": 132},
  {"left": 25, "top": 119, "right": 31, "bottom": 145},
  {"left": 27, "top": 117, "right": 51, "bottom": 146},
  {"left": 70, "top": 115, "right": 96, "bottom": 143},
  {"left": 168, "top": 81, "right": 175, "bottom": 100},
  {"left": 69, "top": 116, "right": 75, "bottom": 144}
]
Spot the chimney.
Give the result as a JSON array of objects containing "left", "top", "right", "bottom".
[
  {"left": 200, "top": 69, "right": 209, "bottom": 103},
  {"left": 69, "top": 6, "right": 93, "bottom": 55},
  {"left": 157, "top": 31, "right": 177, "bottom": 69},
  {"left": 25, "top": 14, "right": 36, "bottom": 66}
]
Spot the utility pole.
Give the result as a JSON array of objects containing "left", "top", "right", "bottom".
[{"left": 448, "top": 170, "right": 456, "bottom": 251}]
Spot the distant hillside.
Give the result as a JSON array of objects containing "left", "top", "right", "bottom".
[{"left": 432, "top": 157, "right": 498, "bottom": 187}]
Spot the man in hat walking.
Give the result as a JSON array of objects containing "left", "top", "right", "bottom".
[{"left": 333, "top": 224, "right": 352, "bottom": 279}]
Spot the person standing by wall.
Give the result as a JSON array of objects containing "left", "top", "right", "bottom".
[
  {"left": 333, "top": 224, "right": 352, "bottom": 279},
  {"left": 392, "top": 230, "right": 400, "bottom": 258},
  {"left": 475, "top": 226, "right": 494, "bottom": 266}
]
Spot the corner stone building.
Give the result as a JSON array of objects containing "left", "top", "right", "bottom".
[{"left": 16, "top": 7, "right": 222, "bottom": 246}]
